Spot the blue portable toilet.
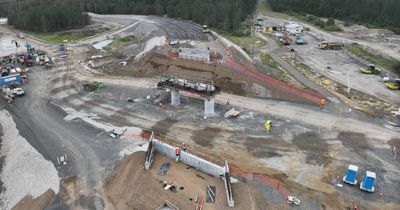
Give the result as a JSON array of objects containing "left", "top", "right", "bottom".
[
  {"left": 343, "top": 164, "right": 358, "bottom": 185},
  {"left": 360, "top": 171, "right": 376, "bottom": 192}
]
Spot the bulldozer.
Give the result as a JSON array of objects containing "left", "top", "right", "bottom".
[
  {"left": 360, "top": 64, "right": 381, "bottom": 74},
  {"left": 319, "top": 42, "right": 344, "bottom": 50}
]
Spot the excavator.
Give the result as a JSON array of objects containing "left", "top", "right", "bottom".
[{"left": 360, "top": 64, "right": 381, "bottom": 74}]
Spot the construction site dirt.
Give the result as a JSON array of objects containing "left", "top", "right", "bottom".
[
  {"left": 103, "top": 151, "right": 272, "bottom": 210},
  {"left": 0, "top": 11, "right": 399, "bottom": 210}
]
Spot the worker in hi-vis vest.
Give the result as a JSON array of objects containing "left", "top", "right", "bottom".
[
  {"left": 320, "top": 99, "right": 326, "bottom": 109},
  {"left": 175, "top": 147, "right": 181, "bottom": 162},
  {"left": 265, "top": 120, "right": 271, "bottom": 133},
  {"left": 175, "top": 147, "right": 181, "bottom": 157}
]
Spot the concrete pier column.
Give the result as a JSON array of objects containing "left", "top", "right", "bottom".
[
  {"left": 204, "top": 97, "right": 215, "bottom": 116},
  {"left": 170, "top": 89, "right": 181, "bottom": 106}
]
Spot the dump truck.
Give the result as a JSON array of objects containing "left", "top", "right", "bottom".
[
  {"left": 319, "top": 42, "right": 344, "bottom": 50},
  {"left": 360, "top": 64, "right": 381, "bottom": 74}
]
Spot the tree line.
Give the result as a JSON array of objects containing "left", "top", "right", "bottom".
[
  {"left": 267, "top": 0, "right": 400, "bottom": 34},
  {"left": 4, "top": 0, "right": 89, "bottom": 33},
  {"left": 1, "top": 0, "right": 257, "bottom": 33}
]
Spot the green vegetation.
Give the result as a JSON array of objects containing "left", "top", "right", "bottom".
[
  {"left": 268, "top": 0, "right": 400, "bottom": 34},
  {"left": 296, "top": 15, "right": 342, "bottom": 32},
  {"left": 36, "top": 33, "right": 88, "bottom": 43},
  {"left": 260, "top": 53, "right": 279, "bottom": 70},
  {"left": 256, "top": 0, "right": 272, "bottom": 12},
  {"left": 82, "top": 0, "right": 257, "bottom": 32},
  {"left": 104, "top": 36, "right": 138, "bottom": 51},
  {"left": 110, "top": 36, "right": 137, "bottom": 48},
  {"left": 260, "top": 53, "right": 297, "bottom": 84},
  {"left": 2, "top": 0, "right": 257, "bottom": 33},
  {"left": 346, "top": 43, "right": 400, "bottom": 75},
  {"left": 6, "top": 0, "right": 89, "bottom": 33}
]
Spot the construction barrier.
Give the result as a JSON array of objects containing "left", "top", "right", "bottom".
[
  {"left": 223, "top": 59, "right": 326, "bottom": 105},
  {"left": 223, "top": 161, "right": 235, "bottom": 207},
  {"left": 230, "top": 166, "right": 289, "bottom": 199},
  {"left": 212, "top": 30, "right": 326, "bottom": 105},
  {"left": 144, "top": 132, "right": 155, "bottom": 170}
]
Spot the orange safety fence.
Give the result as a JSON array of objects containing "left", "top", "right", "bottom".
[
  {"left": 229, "top": 166, "right": 289, "bottom": 199},
  {"left": 223, "top": 59, "right": 326, "bottom": 104}
]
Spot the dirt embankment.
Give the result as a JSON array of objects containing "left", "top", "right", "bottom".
[
  {"left": 12, "top": 189, "right": 56, "bottom": 210},
  {"left": 103, "top": 151, "right": 268, "bottom": 210},
  {"left": 106, "top": 52, "right": 321, "bottom": 105}
]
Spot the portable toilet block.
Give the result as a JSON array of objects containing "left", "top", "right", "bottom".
[
  {"left": 343, "top": 164, "right": 358, "bottom": 185},
  {"left": 360, "top": 171, "right": 376, "bottom": 192}
]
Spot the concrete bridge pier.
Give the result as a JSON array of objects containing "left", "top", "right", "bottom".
[
  {"left": 170, "top": 89, "right": 181, "bottom": 107},
  {"left": 204, "top": 97, "right": 215, "bottom": 116}
]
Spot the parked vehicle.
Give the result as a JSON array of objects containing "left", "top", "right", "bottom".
[
  {"left": 57, "top": 154, "right": 68, "bottom": 165},
  {"left": 110, "top": 128, "right": 127, "bottom": 138},
  {"left": 17, "top": 32, "right": 25, "bottom": 39},
  {"left": 12, "top": 87, "right": 25, "bottom": 96}
]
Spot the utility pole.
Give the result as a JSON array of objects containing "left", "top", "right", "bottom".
[
  {"left": 252, "top": 15, "right": 256, "bottom": 55},
  {"left": 347, "top": 70, "right": 351, "bottom": 94},
  {"left": 63, "top": 39, "right": 69, "bottom": 71}
]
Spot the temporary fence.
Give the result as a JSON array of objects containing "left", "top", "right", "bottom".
[
  {"left": 223, "top": 59, "right": 326, "bottom": 105},
  {"left": 229, "top": 165, "right": 290, "bottom": 199}
]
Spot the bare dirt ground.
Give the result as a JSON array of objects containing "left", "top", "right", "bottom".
[
  {"left": 103, "top": 151, "right": 270, "bottom": 210},
  {"left": 1, "top": 12, "right": 400, "bottom": 210},
  {"left": 337, "top": 24, "right": 400, "bottom": 61},
  {"left": 259, "top": 17, "right": 400, "bottom": 107},
  {"left": 287, "top": 33, "right": 400, "bottom": 106},
  {"left": 12, "top": 189, "right": 56, "bottom": 210}
]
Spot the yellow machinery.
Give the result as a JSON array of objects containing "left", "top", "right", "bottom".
[
  {"left": 319, "top": 42, "right": 344, "bottom": 50},
  {"left": 202, "top": 25, "right": 210, "bottom": 33},
  {"left": 360, "top": 64, "right": 381, "bottom": 74},
  {"left": 265, "top": 120, "right": 271, "bottom": 133},
  {"left": 385, "top": 79, "right": 400, "bottom": 90}
]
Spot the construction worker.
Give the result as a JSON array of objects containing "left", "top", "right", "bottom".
[
  {"left": 175, "top": 147, "right": 181, "bottom": 157},
  {"left": 181, "top": 143, "right": 188, "bottom": 151},
  {"left": 265, "top": 120, "right": 271, "bottom": 133},
  {"left": 319, "top": 99, "right": 326, "bottom": 109}
]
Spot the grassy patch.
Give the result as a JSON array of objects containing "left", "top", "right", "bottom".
[
  {"left": 108, "top": 36, "right": 137, "bottom": 48},
  {"left": 296, "top": 14, "right": 342, "bottom": 32},
  {"left": 346, "top": 43, "right": 400, "bottom": 75},
  {"left": 260, "top": 53, "right": 279, "bottom": 69},
  {"left": 36, "top": 33, "right": 88, "bottom": 43},
  {"left": 260, "top": 53, "right": 303, "bottom": 86},
  {"left": 35, "top": 24, "right": 111, "bottom": 43}
]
